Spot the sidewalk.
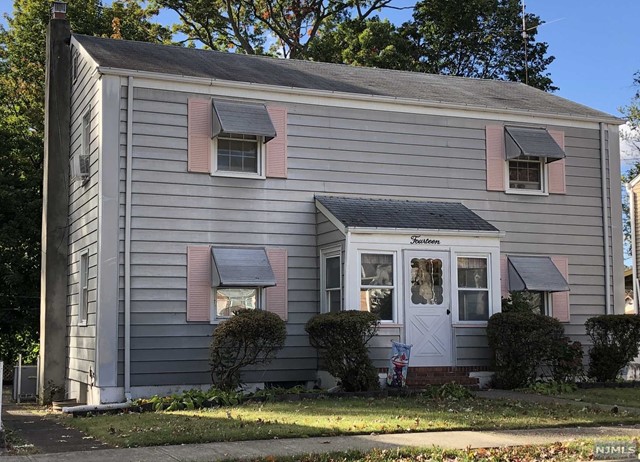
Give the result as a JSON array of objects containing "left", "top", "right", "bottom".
[
  {"left": 1, "top": 425, "right": 639, "bottom": 462},
  {"left": 2, "top": 388, "right": 640, "bottom": 461}
]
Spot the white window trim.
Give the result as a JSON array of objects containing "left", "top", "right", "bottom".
[
  {"left": 211, "top": 135, "right": 266, "bottom": 179},
  {"left": 320, "top": 245, "right": 342, "bottom": 313},
  {"left": 210, "top": 287, "right": 264, "bottom": 324},
  {"left": 452, "top": 253, "right": 494, "bottom": 326},
  {"left": 545, "top": 292, "right": 554, "bottom": 317},
  {"left": 504, "top": 156, "right": 549, "bottom": 196},
  {"left": 358, "top": 250, "right": 398, "bottom": 324},
  {"left": 78, "top": 251, "right": 89, "bottom": 327}
]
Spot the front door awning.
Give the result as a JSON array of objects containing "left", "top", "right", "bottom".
[
  {"left": 505, "top": 126, "right": 565, "bottom": 162},
  {"left": 211, "top": 247, "right": 276, "bottom": 288},
  {"left": 212, "top": 100, "right": 276, "bottom": 142},
  {"left": 508, "top": 256, "right": 569, "bottom": 292}
]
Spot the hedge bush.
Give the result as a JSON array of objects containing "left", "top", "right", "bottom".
[
  {"left": 585, "top": 315, "right": 640, "bottom": 382},
  {"left": 487, "top": 311, "right": 582, "bottom": 389},
  {"left": 210, "top": 309, "right": 287, "bottom": 390},
  {"left": 305, "top": 311, "right": 379, "bottom": 392}
]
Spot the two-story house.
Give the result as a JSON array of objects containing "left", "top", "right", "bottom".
[{"left": 40, "top": 9, "right": 624, "bottom": 404}]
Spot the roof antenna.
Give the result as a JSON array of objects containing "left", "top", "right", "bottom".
[{"left": 521, "top": 0, "right": 529, "bottom": 86}]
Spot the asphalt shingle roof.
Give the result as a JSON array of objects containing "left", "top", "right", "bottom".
[
  {"left": 74, "top": 34, "right": 619, "bottom": 122},
  {"left": 316, "top": 196, "right": 499, "bottom": 232}
]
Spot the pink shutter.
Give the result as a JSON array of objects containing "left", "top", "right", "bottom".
[
  {"left": 551, "top": 256, "right": 570, "bottom": 322},
  {"left": 548, "top": 130, "right": 566, "bottom": 194},
  {"left": 187, "top": 98, "right": 211, "bottom": 173},
  {"left": 266, "top": 106, "right": 287, "bottom": 178},
  {"left": 486, "top": 125, "right": 506, "bottom": 191},
  {"left": 500, "top": 255, "right": 509, "bottom": 300},
  {"left": 265, "top": 248, "right": 288, "bottom": 320},
  {"left": 187, "top": 246, "right": 211, "bottom": 322}
]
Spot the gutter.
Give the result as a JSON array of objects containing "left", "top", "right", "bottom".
[
  {"left": 601, "top": 123, "right": 612, "bottom": 315},
  {"left": 124, "top": 76, "right": 133, "bottom": 398},
  {"left": 345, "top": 227, "right": 506, "bottom": 238}
]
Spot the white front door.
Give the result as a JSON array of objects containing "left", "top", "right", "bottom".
[{"left": 404, "top": 250, "right": 453, "bottom": 367}]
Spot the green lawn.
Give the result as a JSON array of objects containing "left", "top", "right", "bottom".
[
  {"left": 558, "top": 388, "right": 640, "bottom": 408},
  {"left": 59, "top": 395, "right": 640, "bottom": 448}
]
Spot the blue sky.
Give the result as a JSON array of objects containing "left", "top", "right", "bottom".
[{"left": 1, "top": 0, "right": 639, "bottom": 118}]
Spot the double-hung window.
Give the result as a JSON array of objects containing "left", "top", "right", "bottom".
[
  {"left": 215, "top": 133, "right": 262, "bottom": 175},
  {"left": 360, "top": 253, "right": 395, "bottom": 322},
  {"left": 321, "top": 247, "right": 341, "bottom": 313},
  {"left": 504, "top": 126, "right": 565, "bottom": 195},
  {"left": 211, "top": 100, "right": 276, "bottom": 179},
  {"left": 508, "top": 156, "right": 544, "bottom": 191},
  {"left": 457, "top": 256, "right": 489, "bottom": 321}
]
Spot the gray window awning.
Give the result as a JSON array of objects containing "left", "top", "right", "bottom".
[
  {"left": 505, "top": 126, "right": 565, "bottom": 162},
  {"left": 508, "top": 256, "right": 569, "bottom": 293},
  {"left": 211, "top": 247, "right": 276, "bottom": 288},
  {"left": 212, "top": 100, "right": 276, "bottom": 142}
]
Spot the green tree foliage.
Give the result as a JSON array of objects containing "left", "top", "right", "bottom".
[
  {"left": 621, "top": 73, "right": 640, "bottom": 258},
  {"left": 306, "top": 17, "right": 416, "bottom": 70},
  {"left": 407, "top": 0, "right": 555, "bottom": 91},
  {"left": 0, "top": 0, "right": 171, "bottom": 365},
  {"left": 308, "top": 0, "right": 555, "bottom": 91},
  {"left": 153, "top": 0, "right": 396, "bottom": 58}
]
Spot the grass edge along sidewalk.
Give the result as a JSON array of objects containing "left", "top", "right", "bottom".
[{"left": 57, "top": 393, "right": 640, "bottom": 448}]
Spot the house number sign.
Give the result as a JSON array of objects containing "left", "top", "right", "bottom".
[{"left": 410, "top": 235, "right": 441, "bottom": 245}]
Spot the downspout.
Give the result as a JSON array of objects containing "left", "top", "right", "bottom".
[
  {"left": 601, "top": 123, "right": 611, "bottom": 314},
  {"left": 124, "top": 76, "right": 133, "bottom": 398},
  {"left": 626, "top": 183, "right": 639, "bottom": 314}
]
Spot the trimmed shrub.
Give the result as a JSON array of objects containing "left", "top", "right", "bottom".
[
  {"left": 545, "top": 336, "right": 584, "bottom": 383},
  {"left": 305, "top": 311, "right": 379, "bottom": 392},
  {"left": 210, "top": 309, "right": 287, "bottom": 391},
  {"left": 487, "top": 311, "right": 580, "bottom": 389},
  {"left": 585, "top": 315, "right": 640, "bottom": 382}
]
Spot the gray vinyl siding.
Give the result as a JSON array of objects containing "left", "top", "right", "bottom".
[
  {"left": 116, "top": 84, "right": 612, "bottom": 385},
  {"left": 66, "top": 49, "right": 100, "bottom": 385},
  {"left": 455, "top": 328, "right": 489, "bottom": 367}
]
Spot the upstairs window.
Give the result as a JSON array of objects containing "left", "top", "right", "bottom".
[
  {"left": 508, "top": 156, "right": 544, "bottom": 191},
  {"left": 215, "top": 133, "right": 261, "bottom": 175},
  {"left": 503, "top": 126, "right": 565, "bottom": 195}
]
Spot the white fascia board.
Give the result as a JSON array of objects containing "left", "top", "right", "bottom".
[
  {"left": 315, "top": 200, "right": 347, "bottom": 236},
  {"left": 95, "top": 66, "right": 621, "bottom": 129},
  {"left": 629, "top": 173, "right": 640, "bottom": 188},
  {"left": 346, "top": 227, "right": 505, "bottom": 238},
  {"left": 70, "top": 36, "right": 101, "bottom": 77}
]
